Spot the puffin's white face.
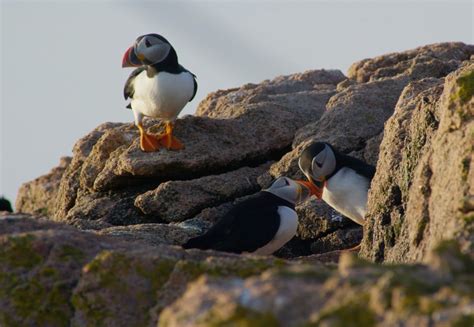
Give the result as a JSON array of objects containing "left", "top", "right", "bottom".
[
  {"left": 299, "top": 143, "right": 336, "bottom": 183},
  {"left": 134, "top": 35, "right": 171, "bottom": 65},
  {"left": 122, "top": 34, "right": 172, "bottom": 67},
  {"left": 265, "top": 177, "right": 315, "bottom": 204}
]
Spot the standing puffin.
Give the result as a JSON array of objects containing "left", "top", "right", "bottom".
[
  {"left": 298, "top": 142, "right": 376, "bottom": 225},
  {"left": 182, "top": 177, "right": 319, "bottom": 255},
  {"left": 122, "top": 33, "right": 197, "bottom": 151}
]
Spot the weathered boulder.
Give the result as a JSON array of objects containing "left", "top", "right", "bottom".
[
  {"left": 15, "top": 156, "right": 71, "bottom": 216},
  {"left": 310, "top": 227, "right": 363, "bottom": 253},
  {"left": 159, "top": 242, "right": 474, "bottom": 327},
  {"left": 64, "top": 185, "right": 153, "bottom": 226},
  {"left": 0, "top": 215, "right": 286, "bottom": 327},
  {"left": 0, "top": 216, "right": 110, "bottom": 326},
  {"left": 295, "top": 198, "right": 348, "bottom": 240},
  {"left": 294, "top": 77, "right": 407, "bottom": 151},
  {"left": 135, "top": 163, "right": 271, "bottom": 222},
  {"left": 195, "top": 69, "right": 346, "bottom": 118},
  {"left": 348, "top": 42, "right": 474, "bottom": 82},
  {"left": 97, "top": 223, "right": 200, "bottom": 246},
  {"left": 54, "top": 122, "right": 128, "bottom": 220},
  {"left": 360, "top": 63, "right": 474, "bottom": 263}
]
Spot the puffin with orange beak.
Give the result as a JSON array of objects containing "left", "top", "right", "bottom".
[
  {"left": 122, "top": 34, "right": 197, "bottom": 151},
  {"left": 183, "top": 177, "right": 320, "bottom": 255},
  {"left": 298, "top": 142, "right": 376, "bottom": 225}
]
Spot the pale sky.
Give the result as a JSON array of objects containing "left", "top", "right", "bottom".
[{"left": 1, "top": 0, "right": 473, "bottom": 205}]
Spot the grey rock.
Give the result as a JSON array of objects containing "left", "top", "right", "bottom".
[
  {"left": 135, "top": 163, "right": 271, "bottom": 222},
  {"left": 348, "top": 42, "right": 474, "bottom": 82},
  {"left": 360, "top": 64, "right": 474, "bottom": 263}
]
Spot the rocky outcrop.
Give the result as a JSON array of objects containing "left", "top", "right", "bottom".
[
  {"left": 348, "top": 42, "right": 474, "bottom": 82},
  {"left": 15, "top": 157, "right": 71, "bottom": 216},
  {"left": 14, "top": 70, "right": 344, "bottom": 230},
  {"left": 160, "top": 241, "right": 474, "bottom": 327},
  {"left": 263, "top": 43, "right": 473, "bottom": 184},
  {"left": 13, "top": 43, "right": 474, "bottom": 260},
  {"left": 360, "top": 62, "right": 474, "bottom": 263},
  {"left": 0, "top": 215, "right": 284, "bottom": 326},
  {"left": 2, "top": 215, "right": 473, "bottom": 327},
  {"left": 6, "top": 42, "right": 474, "bottom": 327}
]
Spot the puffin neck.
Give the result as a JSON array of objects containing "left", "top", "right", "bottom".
[
  {"left": 149, "top": 47, "right": 181, "bottom": 74},
  {"left": 262, "top": 190, "right": 295, "bottom": 209},
  {"left": 326, "top": 150, "right": 345, "bottom": 180}
]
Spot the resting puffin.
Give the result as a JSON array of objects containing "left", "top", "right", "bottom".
[
  {"left": 182, "top": 177, "right": 319, "bottom": 255},
  {"left": 122, "top": 33, "right": 197, "bottom": 151},
  {"left": 298, "top": 142, "right": 376, "bottom": 225}
]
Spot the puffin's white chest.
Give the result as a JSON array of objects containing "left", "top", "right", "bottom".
[
  {"left": 131, "top": 71, "right": 194, "bottom": 121},
  {"left": 252, "top": 206, "right": 298, "bottom": 255},
  {"left": 322, "top": 168, "right": 369, "bottom": 225}
]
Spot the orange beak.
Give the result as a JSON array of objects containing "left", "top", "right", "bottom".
[
  {"left": 295, "top": 180, "right": 324, "bottom": 199},
  {"left": 122, "top": 46, "right": 142, "bottom": 68}
]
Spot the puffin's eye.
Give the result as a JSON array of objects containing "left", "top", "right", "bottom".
[
  {"left": 145, "top": 39, "right": 152, "bottom": 47},
  {"left": 284, "top": 179, "right": 289, "bottom": 186}
]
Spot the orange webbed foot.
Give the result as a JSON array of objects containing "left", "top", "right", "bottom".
[
  {"left": 158, "top": 122, "right": 185, "bottom": 151},
  {"left": 138, "top": 125, "right": 161, "bottom": 152}
]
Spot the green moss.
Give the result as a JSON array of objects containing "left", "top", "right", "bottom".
[
  {"left": 463, "top": 213, "right": 474, "bottom": 224},
  {"left": 384, "top": 226, "right": 396, "bottom": 247},
  {"left": 7, "top": 277, "right": 72, "bottom": 326},
  {"left": 452, "top": 70, "right": 474, "bottom": 104},
  {"left": 71, "top": 292, "right": 109, "bottom": 326},
  {"left": 39, "top": 266, "right": 59, "bottom": 278},
  {"left": 179, "top": 257, "right": 279, "bottom": 280},
  {"left": 393, "top": 220, "right": 402, "bottom": 239},
  {"left": 0, "top": 240, "right": 88, "bottom": 326},
  {"left": 417, "top": 296, "right": 447, "bottom": 315},
  {"left": 273, "top": 266, "right": 331, "bottom": 281},
  {"left": 452, "top": 314, "right": 474, "bottom": 327},
  {"left": 37, "top": 207, "right": 49, "bottom": 216},
  {"left": 135, "top": 258, "right": 176, "bottom": 291},
  {"left": 461, "top": 157, "right": 470, "bottom": 182},
  {"left": 413, "top": 216, "right": 428, "bottom": 246},
  {"left": 58, "top": 245, "right": 85, "bottom": 262},
  {"left": 202, "top": 305, "right": 280, "bottom": 327},
  {"left": 72, "top": 250, "right": 177, "bottom": 327},
  {"left": 433, "top": 240, "right": 474, "bottom": 274},
  {"left": 400, "top": 107, "right": 437, "bottom": 204},
  {"left": 0, "top": 235, "right": 42, "bottom": 269},
  {"left": 312, "top": 297, "right": 376, "bottom": 327}
]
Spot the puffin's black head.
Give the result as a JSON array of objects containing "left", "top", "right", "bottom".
[
  {"left": 0, "top": 197, "right": 13, "bottom": 212},
  {"left": 122, "top": 33, "right": 178, "bottom": 68},
  {"left": 298, "top": 142, "right": 337, "bottom": 184}
]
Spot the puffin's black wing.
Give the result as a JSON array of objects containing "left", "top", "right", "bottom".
[
  {"left": 183, "top": 192, "right": 288, "bottom": 253},
  {"left": 190, "top": 77, "right": 198, "bottom": 102},
  {"left": 178, "top": 65, "right": 198, "bottom": 102},
  {"left": 338, "top": 154, "right": 376, "bottom": 181},
  {"left": 123, "top": 66, "right": 147, "bottom": 108}
]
